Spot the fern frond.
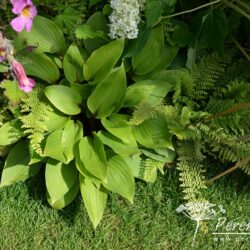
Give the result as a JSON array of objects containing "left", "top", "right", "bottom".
[
  {"left": 198, "top": 122, "right": 250, "bottom": 175},
  {"left": 138, "top": 158, "right": 164, "bottom": 183},
  {"left": 171, "top": 71, "right": 194, "bottom": 107},
  {"left": 20, "top": 84, "right": 52, "bottom": 156},
  {"left": 223, "top": 80, "right": 250, "bottom": 99},
  {"left": 129, "top": 102, "right": 164, "bottom": 125},
  {"left": 191, "top": 51, "right": 235, "bottom": 103},
  {"left": 240, "top": 161, "right": 250, "bottom": 175},
  {"left": 176, "top": 140, "right": 207, "bottom": 202}
]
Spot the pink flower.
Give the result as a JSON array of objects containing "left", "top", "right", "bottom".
[
  {"left": 11, "top": 60, "right": 36, "bottom": 92},
  {"left": 10, "top": 0, "right": 37, "bottom": 32}
]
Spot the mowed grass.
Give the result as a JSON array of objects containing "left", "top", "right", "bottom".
[{"left": 0, "top": 162, "right": 249, "bottom": 250}]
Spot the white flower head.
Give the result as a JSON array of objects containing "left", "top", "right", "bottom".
[
  {"left": 176, "top": 202, "right": 226, "bottom": 247},
  {"left": 108, "top": 0, "right": 145, "bottom": 39},
  {"left": 176, "top": 202, "right": 217, "bottom": 221}
]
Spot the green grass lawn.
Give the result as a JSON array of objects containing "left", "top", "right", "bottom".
[{"left": 0, "top": 167, "right": 249, "bottom": 250}]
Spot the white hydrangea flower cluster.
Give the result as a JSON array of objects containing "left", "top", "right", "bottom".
[{"left": 109, "top": 0, "right": 145, "bottom": 40}]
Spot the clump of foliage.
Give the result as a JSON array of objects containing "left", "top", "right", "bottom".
[{"left": 0, "top": 0, "right": 249, "bottom": 229}]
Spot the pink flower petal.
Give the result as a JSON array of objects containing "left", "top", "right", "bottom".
[
  {"left": 27, "top": 78, "right": 36, "bottom": 87},
  {"left": 11, "top": 60, "right": 26, "bottom": 79},
  {"left": 29, "top": 6, "right": 37, "bottom": 17},
  {"left": 25, "top": 18, "right": 33, "bottom": 32},
  {"left": 10, "top": 0, "right": 19, "bottom": 4},
  {"left": 19, "top": 84, "right": 33, "bottom": 93},
  {"left": 19, "top": 77, "right": 36, "bottom": 92},
  {"left": 26, "top": 0, "right": 34, "bottom": 6},
  {"left": 10, "top": 16, "right": 26, "bottom": 32},
  {"left": 12, "top": 0, "right": 27, "bottom": 14}
]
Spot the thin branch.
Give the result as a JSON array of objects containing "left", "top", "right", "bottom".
[
  {"left": 206, "top": 101, "right": 250, "bottom": 121},
  {"left": 154, "top": 0, "right": 221, "bottom": 26},
  {"left": 223, "top": 0, "right": 250, "bottom": 20},
  {"left": 234, "top": 0, "right": 250, "bottom": 12},
  {"left": 206, "top": 157, "right": 250, "bottom": 184}
]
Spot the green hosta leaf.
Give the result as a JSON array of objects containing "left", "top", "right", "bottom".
[
  {"left": 74, "top": 121, "right": 84, "bottom": 142},
  {"left": 104, "top": 155, "right": 135, "bottom": 203},
  {"left": 63, "top": 43, "right": 84, "bottom": 83},
  {"left": 75, "top": 158, "right": 102, "bottom": 187},
  {"left": 61, "top": 120, "right": 78, "bottom": 162},
  {"left": 18, "top": 15, "right": 65, "bottom": 53},
  {"left": 132, "top": 116, "right": 173, "bottom": 149},
  {"left": 150, "top": 69, "right": 193, "bottom": 89},
  {"left": 89, "top": 0, "right": 103, "bottom": 7},
  {"left": 168, "top": 22, "right": 193, "bottom": 48},
  {"left": 44, "top": 109, "right": 70, "bottom": 132},
  {"left": 0, "top": 63, "right": 9, "bottom": 73},
  {"left": 77, "top": 136, "right": 107, "bottom": 181},
  {"left": 101, "top": 114, "right": 137, "bottom": 144},
  {"left": 75, "top": 24, "right": 105, "bottom": 40},
  {"left": 44, "top": 130, "right": 67, "bottom": 162},
  {"left": 55, "top": 7, "right": 81, "bottom": 34},
  {"left": 0, "top": 141, "right": 41, "bottom": 187},
  {"left": 145, "top": 0, "right": 177, "bottom": 27},
  {"left": 70, "top": 83, "right": 92, "bottom": 101},
  {"left": 20, "top": 52, "right": 60, "bottom": 83},
  {"left": 87, "top": 65, "right": 126, "bottom": 118},
  {"left": 52, "top": 56, "right": 63, "bottom": 68},
  {"left": 47, "top": 181, "right": 79, "bottom": 210},
  {"left": 132, "top": 27, "right": 164, "bottom": 76},
  {"left": 62, "top": 120, "right": 83, "bottom": 162},
  {"left": 153, "top": 44, "right": 179, "bottom": 72},
  {"left": 83, "top": 12, "right": 109, "bottom": 53},
  {"left": 202, "top": 9, "right": 228, "bottom": 54},
  {"left": 84, "top": 39, "right": 124, "bottom": 84},
  {"left": 122, "top": 154, "right": 142, "bottom": 178},
  {"left": 124, "top": 79, "right": 173, "bottom": 107},
  {"left": 80, "top": 175, "right": 107, "bottom": 229},
  {"left": 0, "top": 120, "right": 22, "bottom": 146},
  {"left": 44, "top": 121, "right": 82, "bottom": 163},
  {"left": 44, "top": 85, "right": 82, "bottom": 115},
  {"left": 154, "top": 148, "right": 176, "bottom": 162},
  {"left": 141, "top": 148, "right": 175, "bottom": 163},
  {"left": 99, "top": 114, "right": 138, "bottom": 155},
  {"left": 145, "top": 0, "right": 162, "bottom": 27},
  {"left": 1, "top": 80, "right": 26, "bottom": 105},
  {"left": 186, "top": 47, "right": 197, "bottom": 69},
  {"left": 97, "top": 131, "right": 139, "bottom": 156},
  {"left": 46, "top": 159, "right": 79, "bottom": 209},
  {"left": 28, "top": 143, "right": 43, "bottom": 165}
]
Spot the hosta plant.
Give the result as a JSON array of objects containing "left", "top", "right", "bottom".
[
  {"left": 1, "top": 7, "right": 249, "bottom": 229},
  {"left": 0, "top": 15, "right": 177, "bottom": 228}
]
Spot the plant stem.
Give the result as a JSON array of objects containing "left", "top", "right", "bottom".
[
  {"left": 192, "top": 220, "right": 200, "bottom": 247},
  {"left": 223, "top": 0, "right": 250, "bottom": 20},
  {"left": 154, "top": 0, "right": 221, "bottom": 25},
  {"left": 232, "top": 36, "right": 250, "bottom": 61},
  {"left": 206, "top": 157, "right": 250, "bottom": 184},
  {"left": 207, "top": 101, "right": 250, "bottom": 120}
]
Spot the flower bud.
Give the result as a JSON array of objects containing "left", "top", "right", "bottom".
[{"left": 11, "top": 59, "right": 36, "bottom": 92}]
